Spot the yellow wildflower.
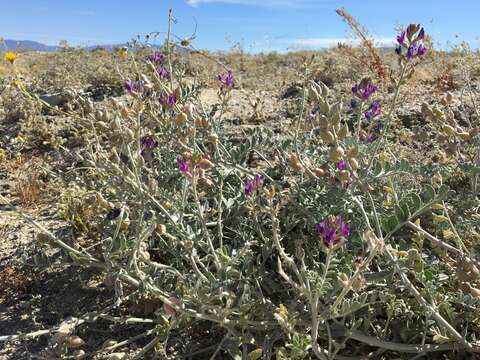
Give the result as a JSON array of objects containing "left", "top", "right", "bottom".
[
  {"left": 4, "top": 51, "right": 17, "bottom": 64},
  {"left": 118, "top": 47, "right": 128, "bottom": 58}
]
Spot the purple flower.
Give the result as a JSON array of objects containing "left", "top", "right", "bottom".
[
  {"left": 316, "top": 215, "right": 350, "bottom": 247},
  {"left": 148, "top": 51, "right": 164, "bottom": 64},
  {"left": 244, "top": 174, "right": 263, "bottom": 196},
  {"left": 364, "top": 101, "right": 381, "bottom": 120},
  {"left": 141, "top": 135, "right": 158, "bottom": 151},
  {"left": 396, "top": 31, "right": 406, "bottom": 45},
  {"left": 336, "top": 160, "right": 347, "bottom": 170},
  {"left": 352, "top": 82, "right": 377, "bottom": 100},
  {"left": 157, "top": 67, "right": 170, "bottom": 79},
  {"left": 416, "top": 28, "right": 425, "bottom": 41},
  {"left": 407, "top": 44, "right": 417, "bottom": 58},
  {"left": 125, "top": 80, "right": 145, "bottom": 95},
  {"left": 396, "top": 25, "right": 428, "bottom": 58},
  {"left": 417, "top": 44, "right": 428, "bottom": 56},
  {"left": 350, "top": 99, "right": 358, "bottom": 109},
  {"left": 176, "top": 156, "right": 191, "bottom": 177},
  {"left": 218, "top": 71, "right": 234, "bottom": 88},
  {"left": 159, "top": 93, "right": 176, "bottom": 108}
]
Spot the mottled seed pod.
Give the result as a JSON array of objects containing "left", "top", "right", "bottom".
[
  {"left": 442, "top": 124, "right": 455, "bottom": 136},
  {"left": 320, "top": 130, "right": 335, "bottom": 144},
  {"left": 329, "top": 146, "right": 344, "bottom": 162},
  {"left": 73, "top": 350, "right": 86, "bottom": 360},
  {"left": 156, "top": 224, "right": 167, "bottom": 235},
  {"left": 347, "top": 146, "right": 359, "bottom": 159},
  {"left": 175, "top": 112, "right": 188, "bottom": 126},
  {"left": 289, "top": 154, "right": 303, "bottom": 172},
  {"left": 337, "top": 124, "right": 349, "bottom": 140},
  {"left": 105, "top": 353, "right": 126, "bottom": 360},
  {"left": 65, "top": 336, "right": 85, "bottom": 349},
  {"left": 348, "top": 158, "right": 359, "bottom": 170},
  {"left": 338, "top": 170, "right": 350, "bottom": 181},
  {"left": 198, "top": 158, "right": 213, "bottom": 169},
  {"left": 457, "top": 132, "right": 471, "bottom": 141},
  {"left": 314, "top": 167, "right": 326, "bottom": 177}
]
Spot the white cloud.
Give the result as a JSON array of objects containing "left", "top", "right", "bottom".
[
  {"left": 186, "top": 0, "right": 330, "bottom": 8},
  {"left": 290, "top": 37, "right": 396, "bottom": 49}
]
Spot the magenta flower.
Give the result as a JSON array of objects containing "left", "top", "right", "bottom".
[
  {"left": 125, "top": 80, "right": 145, "bottom": 95},
  {"left": 396, "top": 30, "right": 406, "bottom": 45},
  {"left": 245, "top": 174, "right": 263, "bottom": 196},
  {"left": 352, "top": 82, "right": 377, "bottom": 100},
  {"left": 218, "top": 71, "right": 234, "bottom": 88},
  {"left": 141, "top": 135, "right": 158, "bottom": 151},
  {"left": 396, "top": 25, "right": 428, "bottom": 58},
  {"left": 316, "top": 215, "right": 351, "bottom": 247},
  {"left": 336, "top": 160, "right": 348, "bottom": 170},
  {"left": 176, "top": 156, "right": 191, "bottom": 177},
  {"left": 148, "top": 51, "right": 164, "bottom": 64},
  {"left": 159, "top": 93, "right": 176, "bottom": 108},
  {"left": 157, "top": 67, "right": 170, "bottom": 79},
  {"left": 364, "top": 101, "right": 381, "bottom": 120}
]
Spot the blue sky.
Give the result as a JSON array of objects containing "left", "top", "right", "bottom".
[{"left": 2, "top": 0, "right": 479, "bottom": 52}]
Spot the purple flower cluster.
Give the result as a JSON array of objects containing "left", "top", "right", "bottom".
[
  {"left": 141, "top": 135, "right": 159, "bottom": 151},
  {"left": 395, "top": 24, "right": 428, "bottom": 59},
  {"left": 176, "top": 156, "right": 191, "bottom": 177},
  {"left": 125, "top": 80, "right": 145, "bottom": 95},
  {"left": 218, "top": 71, "right": 234, "bottom": 89},
  {"left": 360, "top": 133, "right": 377, "bottom": 144},
  {"left": 159, "top": 93, "right": 176, "bottom": 108},
  {"left": 336, "top": 160, "right": 347, "bottom": 170},
  {"left": 316, "top": 215, "right": 351, "bottom": 247},
  {"left": 245, "top": 174, "right": 263, "bottom": 196},
  {"left": 352, "top": 82, "right": 377, "bottom": 100},
  {"left": 157, "top": 67, "right": 170, "bottom": 79},
  {"left": 364, "top": 101, "right": 381, "bottom": 120},
  {"left": 147, "top": 51, "right": 164, "bottom": 64}
]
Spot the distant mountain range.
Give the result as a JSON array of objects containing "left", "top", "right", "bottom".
[
  {"left": 2, "top": 39, "right": 131, "bottom": 52},
  {"left": 3, "top": 39, "right": 60, "bottom": 52},
  {"left": 2, "top": 39, "right": 191, "bottom": 54}
]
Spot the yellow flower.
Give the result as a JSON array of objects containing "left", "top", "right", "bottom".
[
  {"left": 4, "top": 51, "right": 17, "bottom": 64},
  {"left": 118, "top": 47, "right": 128, "bottom": 58}
]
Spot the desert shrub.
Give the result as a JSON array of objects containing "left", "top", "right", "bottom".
[{"left": 1, "top": 13, "right": 480, "bottom": 360}]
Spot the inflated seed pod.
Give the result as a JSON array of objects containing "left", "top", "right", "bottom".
[
  {"left": 442, "top": 124, "right": 455, "bottom": 136},
  {"left": 330, "top": 109, "right": 341, "bottom": 128},
  {"left": 320, "top": 130, "right": 335, "bottom": 144},
  {"left": 198, "top": 158, "right": 213, "bottom": 169},
  {"left": 105, "top": 353, "right": 126, "bottom": 360},
  {"left": 156, "top": 224, "right": 167, "bottom": 235},
  {"left": 457, "top": 132, "right": 470, "bottom": 141},
  {"left": 348, "top": 158, "right": 359, "bottom": 170},
  {"left": 319, "top": 99, "right": 330, "bottom": 115},
  {"left": 338, "top": 170, "right": 350, "bottom": 181},
  {"left": 337, "top": 124, "right": 349, "bottom": 140},
  {"left": 183, "top": 103, "right": 196, "bottom": 118},
  {"left": 73, "top": 350, "right": 86, "bottom": 360},
  {"left": 347, "top": 146, "right": 359, "bottom": 159},
  {"left": 329, "top": 146, "right": 344, "bottom": 162},
  {"left": 314, "top": 167, "right": 326, "bottom": 177},
  {"left": 318, "top": 114, "right": 329, "bottom": 129},
  {"left": 65, "top": 336, "right": 85, "bottom": 349},
  {"left": 289, "top": 154, "right": 303, "bottom": 172},
  {"left": 208, "top": 134, "right": 219, "bottom": 144},
  {"left": 120, "top": 105, "right": 129, "bottom": 118},
  {"left": 175, "top": 112, "right": 188, "bottom": 126}
]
